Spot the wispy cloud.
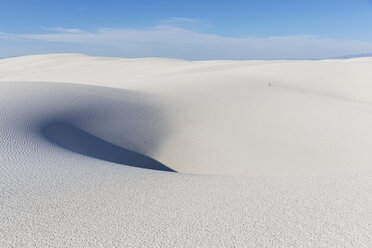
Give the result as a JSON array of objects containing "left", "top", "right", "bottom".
[
  {"left": 45, "top": 27, "right": 85, "bottom": 34},
  {"left": 156, "top": 17, "right": 213, "bottom": 30},
  {"left": 1, "top": 19, "right": 372, "bottom": 59}
]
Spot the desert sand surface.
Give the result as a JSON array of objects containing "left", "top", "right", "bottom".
[{"left": 1, "top": 54, "right": 372, "bottom": 247}]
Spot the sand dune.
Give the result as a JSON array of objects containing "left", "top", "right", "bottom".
[{"left": 1, "top": 54, "right": 372, "bottom": 247}]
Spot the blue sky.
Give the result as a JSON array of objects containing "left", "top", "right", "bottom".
[{"left": 1, "top": 0, "right": 372, "bottom": 59}]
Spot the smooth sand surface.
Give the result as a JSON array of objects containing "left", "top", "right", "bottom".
[{"left": 1, "top": 54, "right": 372, "bottom": 247}]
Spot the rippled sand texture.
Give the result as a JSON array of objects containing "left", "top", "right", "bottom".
[{"left": 1, "top": 54, "right": 372, "bottom": 247}]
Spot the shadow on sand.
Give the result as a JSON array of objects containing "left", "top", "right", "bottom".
[{"left": 42, "top": 121, "right": 175, "bottom": 172}]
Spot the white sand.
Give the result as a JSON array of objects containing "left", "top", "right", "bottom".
[{"left": 1, "top": 54, "right": 372, "bottom": 247}]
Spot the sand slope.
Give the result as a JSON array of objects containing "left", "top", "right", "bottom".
[{"left": 1, "top": 54, "right": 372, "bottom": 247}]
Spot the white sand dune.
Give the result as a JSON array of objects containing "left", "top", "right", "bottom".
[{"left": 1, "top": 54, "right": 372, "bottom": 247}]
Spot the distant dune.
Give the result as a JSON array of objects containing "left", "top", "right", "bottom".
[
  {"left": 332, "top": 52, "right": 372, "bottom": 59},
  {"left": 1, "top": 54, "right": 372, "bottom": 247}
]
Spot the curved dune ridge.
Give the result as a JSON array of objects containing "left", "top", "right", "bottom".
[
  {"left": 1, "top": 54, "right": 372, "bottom": 247},
  {"left": 41, "top": 121, "right": 174, "bottom": 172}
]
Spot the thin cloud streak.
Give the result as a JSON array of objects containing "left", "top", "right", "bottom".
[{"left": 1, "top": 24, "right": 372, "bottom": 60}]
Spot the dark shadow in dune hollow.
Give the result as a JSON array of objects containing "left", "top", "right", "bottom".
[{"left": 42, "top": 121, "right": 175, "bottom": 172}]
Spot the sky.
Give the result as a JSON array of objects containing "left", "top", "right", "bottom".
[{"left": 1, "top": 0, "right": 372, "bottom": 60}]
